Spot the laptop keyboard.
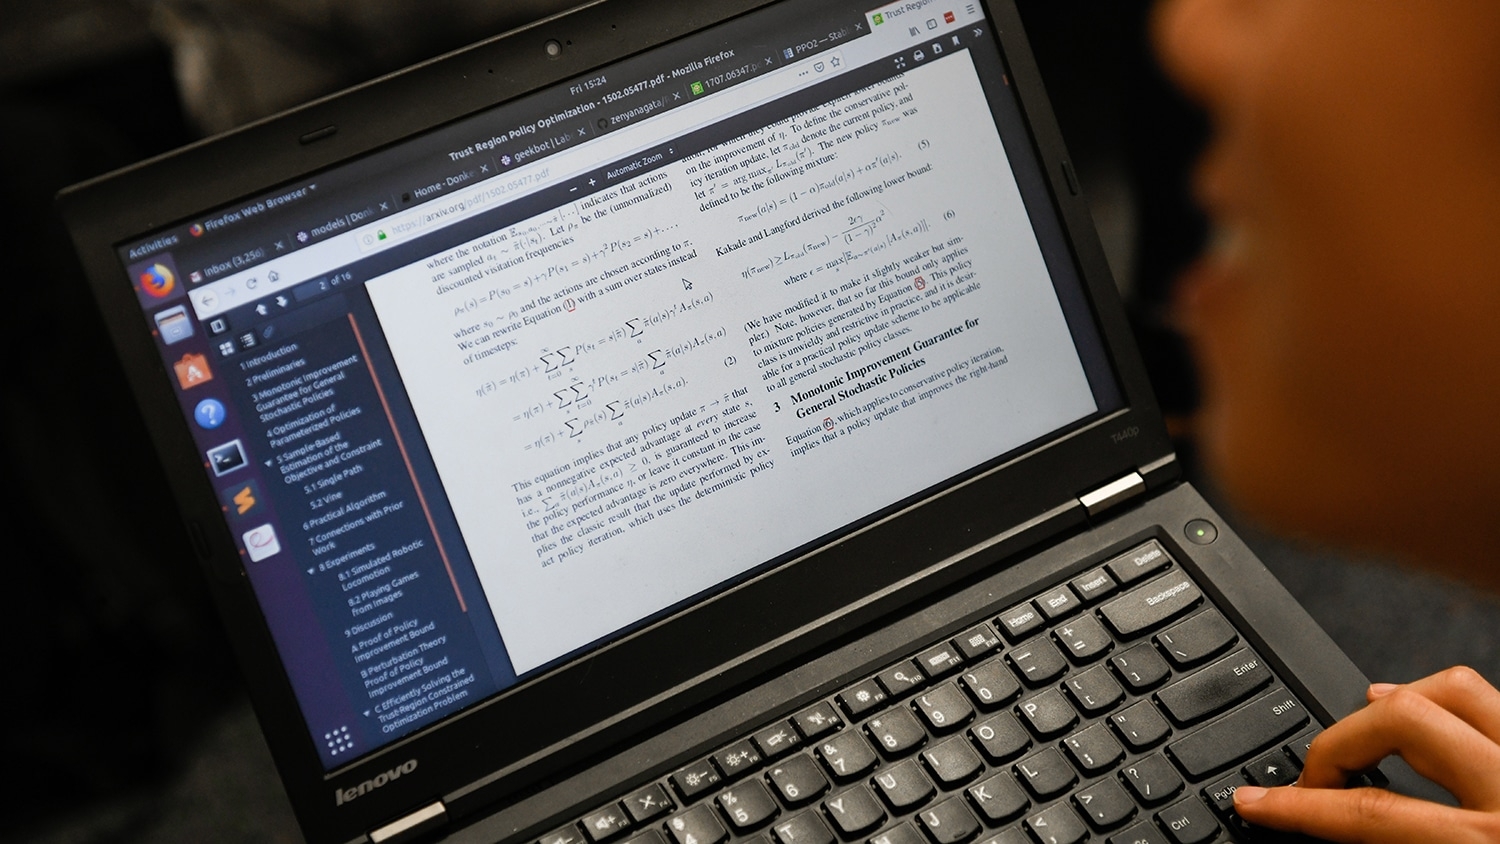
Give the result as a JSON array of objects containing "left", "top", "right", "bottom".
[{"left": 534, "top": 541, "right": 1327, "bottom": 844}]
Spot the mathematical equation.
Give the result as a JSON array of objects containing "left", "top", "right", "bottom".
[
  {"left": 448, "top": 225, "right": 679, "bottom": 317},
  {"left": 520, "top": 376, "right": 689, "bottom": 452},
  {"left": 740, "top": 214, "right": 928, "bottom": 281}
]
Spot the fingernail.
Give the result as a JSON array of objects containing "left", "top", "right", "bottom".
[
  {"left": 1369, "top": 683, "right": 1399, "bottom": 697},
  {"left": 1235, "top": 786, "right": 1269, "bottom": 806}
]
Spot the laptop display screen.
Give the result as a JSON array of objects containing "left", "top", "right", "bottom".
[{"left": 114, "top": 0, "right": 1122, "bottom": 768}]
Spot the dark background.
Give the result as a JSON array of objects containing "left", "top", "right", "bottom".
[{"left": 5, "top": 1, "right": 1497, "bottom": 841}]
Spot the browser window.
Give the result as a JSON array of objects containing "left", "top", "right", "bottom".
[{"left": 114, "top": 0, "right": 1122, "bottom": 769}]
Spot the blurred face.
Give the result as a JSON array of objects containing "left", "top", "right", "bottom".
[{"left": 1154, "top": 0, "right": 1500, "bottom": 589}]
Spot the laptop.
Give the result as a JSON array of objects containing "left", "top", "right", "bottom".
[{"left": 57, "top": 1, "right": 1379, "bottom": 841}]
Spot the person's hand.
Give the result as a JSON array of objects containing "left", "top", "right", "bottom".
[{"left": 1232, "top": 666, "right": 1500, "bottom": 842}]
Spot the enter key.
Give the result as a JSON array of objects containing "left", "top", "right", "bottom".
[{"left": 1155, "top": 648, "right": 1272, "bottom": 725}]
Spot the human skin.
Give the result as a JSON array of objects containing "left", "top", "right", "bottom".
[
  {"left": 1153, "top": 0, "right": 1500, "bottom": 839},
  {"left": 1153, "top": 0, "right": 1500, "bottom": 592}
]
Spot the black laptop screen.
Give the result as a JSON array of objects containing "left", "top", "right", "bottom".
[{"left": 115, "top": 0, "right": 1122, "bottom": 768}]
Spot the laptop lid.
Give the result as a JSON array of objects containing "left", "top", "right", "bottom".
[{"left": 57, "top": 0, "right": 1177, "bottom": 840}]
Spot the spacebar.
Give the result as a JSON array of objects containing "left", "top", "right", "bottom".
[{"left": 1166, "top": 687, "right": 1310, "bottom": 779}]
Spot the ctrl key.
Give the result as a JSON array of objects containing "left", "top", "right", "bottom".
[{"left": 1154, "top": 798, "right": 1219, "bottom": 844}]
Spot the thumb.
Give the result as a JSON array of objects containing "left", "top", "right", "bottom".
[{"left": 1234, "top": 784, "right": 1493, "bottom": 844}]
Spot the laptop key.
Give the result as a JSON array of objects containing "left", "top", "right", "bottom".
[
  {"left": 1110, "top": 701, "right": 1171, "bottom": 752},
  {"left": 917, "top": 797, "right": 981, "bottom": 844},
  {"left": 917, "top": 643, "right": 965, "bottom": 679},
  {"left": 1034, "top": 586, "right": 1080, "bottom": 622},
  {"left": 581, "top": 805, "right": 632, "bottom": 842},
  {"left": 1284, "top": 729, "right": 1319, "bottom": 766},
  {"left": 1104, "top": 541, "right": 1173, "bottom": 585},
  {"left": 1014, "top": 747, "right": 1076, "bottom": 800},
  {"left": 768, "top": 754, "right": 829, "bottom": 805},
  {"left": 965, "top": 772, "right": 1029, "bottom": 824},
  {"left": 1069, "top": 566, "right": 1119, "bottom": 604},
  {"left": 1099, "top": 572, "right": 1202, "bottom": 638},
  {"left": 1052, "top": 614, "right": 1113, "bottom": 663},
  {"left": 1107, "top": 821, "right": 1170, "bottom": 844},
  {"left": 1074, "top": 777, "right": 1136, "bottom": 830},
  {"left": 1243, "top": 749, "right": 1300, "bottom": 788},
  {"left": 953, "top": 623, "right": 1002, "bottom": 660},
  {"left": 1155, "top": 610, "right": 1237, "bottom": 668},
  {"left": 539, "top": 824, "right": 586, "bottom": 844},
  {"left": 772, "top": 812, "right": 834, "bottom": 844},
  {"left": 1154, "top": 797, "right": 1219, "bottom": 844},
  {"left": 920, "top": 735, "right": 983, "bottom": 787},
  {"left": 1155, "top": 648, "right": 1272, "bottom": 725},
  {"left": 671, "top": 758, "right": 724, "bottom": 801},
  {"left": 623, "top": 783, "right": 674, "bottom": 824},
  {"left": 976, "top": 830, "right": 1030, "bottom": 844},
  {"left": 879, "top": 661, "right": 928, "bottom": 697},
  {"left": 755, "top": 720, "right": 803, "bottom": 759},
  {"left": 915, "top": 683, "right": 975, "bottom": 733},
  {"left": 1006, "top": 636, "right": 1067, "bottom": 686},
  {"left": 969, "top": 712, "right": 1031, "bottom": 763},
  {"left": 720, "top": 785, "right": 780, "bottom": 833},
  {"left": 1202, "top": 773, "right": 1258, "bottom": 840},
  {"left": 1122, "top": 753, "right": 1184, "bottom": 806},
  {"left": 868, "top": 707, "right": 928, "bottom": 757},
  {"left": 667, "top": 805, "right": 728, "bottom": 844},
  {"left": 995, "top": 603, "right": 1044, "bottom": 643},
  {"left": 873, "top": 759, "right": 936, "bottom": 811},
  {"left": 714, "top": 739, "right": 763, "bottom": 780},
  {"left": 959, "top": 658, "right": 1021, "bottom": 711},
  {"left": 1016, "top": 689, "right": 1077, "bottom": 738},
  {"left": 1110, "top": 643, "right": 1171, "bottom": 692},
  {"left": 1062, "top": 723, "right": 1124, "bottom": 775},
  {"left": 869, "top": 821, "right": 925, "bottom": 844},
  {"left": 622, "top": 830, "right": 667, "bottom": 844},
  {"left": 823, "top": 785, "right": 887, "bottom": 836},
  {"left": 818, "top": 730, "right": 879, "bottom": 781},
  {"left": 1063, "top": 664, "right": 1124, "bottom": 714},
  {"left": 1165, "top": 687, "right": 1309, "bottom": 779},
  {"left": 840, "top": 679, "right": 891, "bottom": 719},
  {"left": 720, "top": 780, "right": 780, "bottom": 830},
  {"left": 1201, "top": 772, "right": 1248, "bottom": 815},
  {"left": 1024, "top": 802, "right": 1088, "bottom": 844},
  {"left": 793, "top": 703, "right": 844, "bottom": 740}
]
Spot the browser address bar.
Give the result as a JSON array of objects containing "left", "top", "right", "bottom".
[
  {"left": 355, "top": 50, "right": 847, "bottom": 254},
  {"left": 190, "top": 49, "right": 847, "bottom": 320}
]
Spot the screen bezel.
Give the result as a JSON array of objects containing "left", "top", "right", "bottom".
[{"left": 57, "top": 1, "right": 1177, "bottom": 840}]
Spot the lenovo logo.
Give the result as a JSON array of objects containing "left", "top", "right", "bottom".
[{"left": 335, "top": 759, "right": 418, "bottom": 806}]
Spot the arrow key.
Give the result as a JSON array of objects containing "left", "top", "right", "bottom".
[{"left": 1243, "top": 748, "right": 1300, "bottom": 787}]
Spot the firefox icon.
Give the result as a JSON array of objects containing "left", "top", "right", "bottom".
[{"left": 138, "top": 263, "right": 177, "bottom": 298}]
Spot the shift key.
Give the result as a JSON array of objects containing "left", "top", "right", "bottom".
[
  {"left": 1098, "top": 572, "right": 1202, "bottom": 638},
  {"left": 1166, "top": 688, "right": 1309, "bottom": 779}
]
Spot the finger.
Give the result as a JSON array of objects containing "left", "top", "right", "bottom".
[
  {"left": 1234, "top": 784, "right": 1500, "bottom": 844},
  {"left": 1368, "top": 666, "right": 1500, "bottom": 745},
  {"left": 1299, "top": 686, "right": 1500, "bottom": 808}
]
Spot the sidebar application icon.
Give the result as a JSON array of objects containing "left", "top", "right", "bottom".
[
  {"left": 174, "top": 353, "right": 213, "bottom": 389},
  {"left": 243, "top": 524, "right": 282, "bottom": 562},
  {"left": 155, "top": 305, "right": 194, "bottom": 344}
]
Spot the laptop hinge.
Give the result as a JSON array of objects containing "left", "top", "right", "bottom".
[
  {"left": 1079, "top": 471, "right": 1146, "bottom": 518},
  {"left": 369, "top": 801, "right": 447, "bottom": 844}
]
